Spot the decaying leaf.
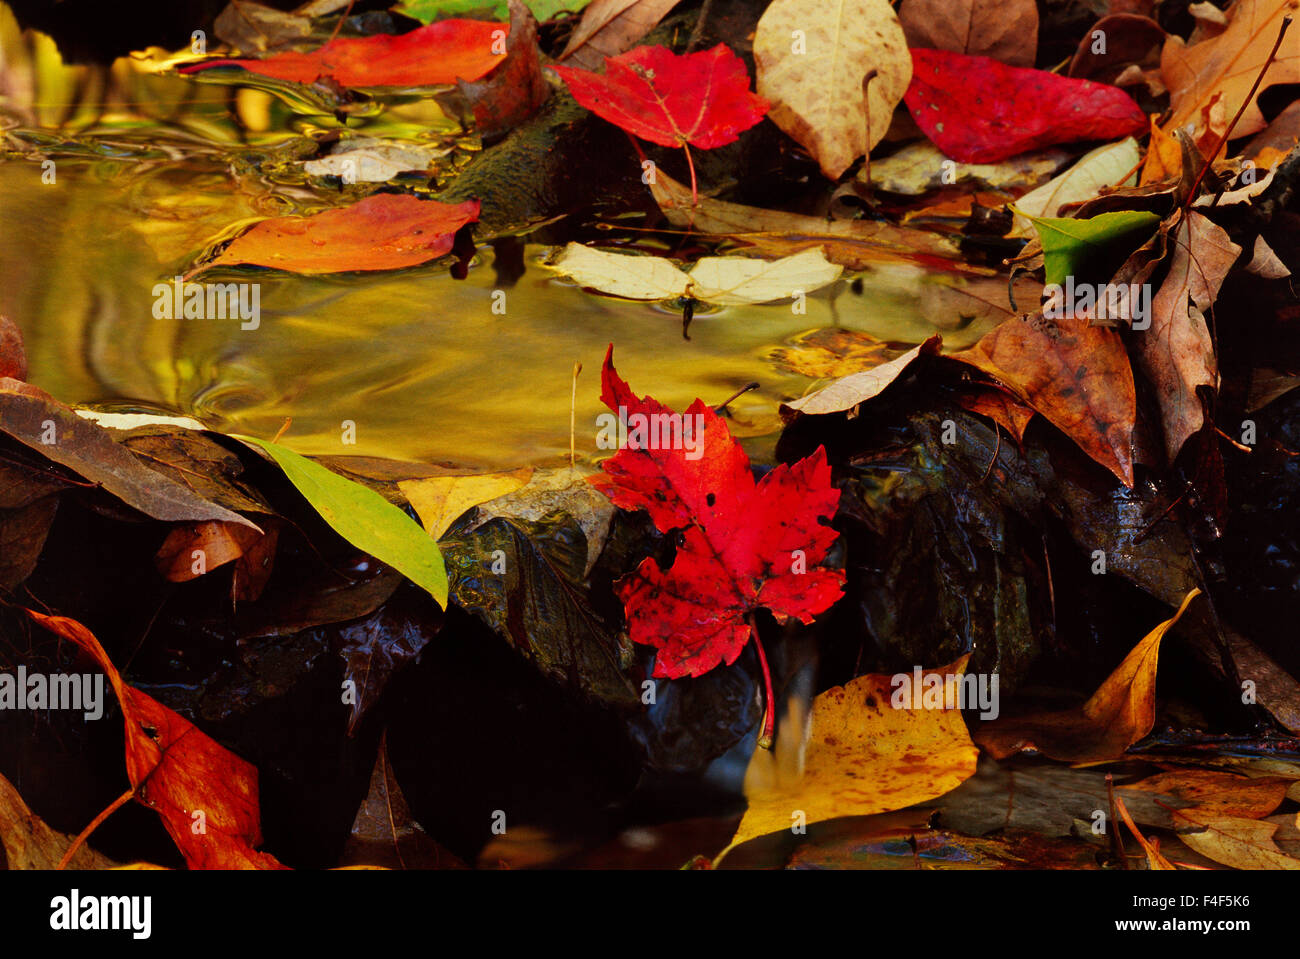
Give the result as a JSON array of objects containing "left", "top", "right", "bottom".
[
  {"left": 1134, "top": 211, "right": 1240, "bottom": 462},
  {"left": 782, "top": 336, "right": 941, "bottom": 416},
  {"left": 1011, "top": 138, "right": 1142, "bottom": 234},
  {"left": 0, "top": 773, "right": 126, "bottom": 870},
  {"left": 400, "top": 468, "right": 535, "bottom": 541},
  {"left": 1162, "top": 0, "right": 1300, "bottom": 145},
  {"left": 950, "top": 313, "right": 1137, "bottom": 486},
  {"left": 1173, "top": 808, "right": 1300, "bottom": 870},
  {"left": 899, "top": 0, "right": 1039, "bottom": 66},
  {"left": 558, "top": 0, "right": 681, "bottom": 70}
]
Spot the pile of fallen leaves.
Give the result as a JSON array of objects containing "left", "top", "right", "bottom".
[{"left": 1, "top": 0, "right": 1299, "bottom": 870}]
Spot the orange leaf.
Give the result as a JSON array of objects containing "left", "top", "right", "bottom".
[
  {"left": 950, "top": 313, "right": 1137, "bottom": 486},
  {"left": 974, "top": 589, "right": 1200, "bottom": 763},
  {"left": 203, "top": 194, "right": 480, "bottom": 275},
  {"left": 24, "top": 609, "right": 287, "bottom": 870},
  {"left": 179, "top": 21, "right": 506, "bottom": 87},
  {"left": 1161, "top": 0, "right": 1299, "bottom": 142}
]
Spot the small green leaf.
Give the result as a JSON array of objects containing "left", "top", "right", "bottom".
[
  {"left": 1027, "top": 210, "right": 1160, "bottom": 287},
  {"left": 394, "top": 0, "right": 590, "bottom": 24},
  {"left": 234, "top": 435, "right": 448, "bottom": 607}
]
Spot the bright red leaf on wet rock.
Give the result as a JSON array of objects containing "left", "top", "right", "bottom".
[
  {"left": 551, "top": 44, "right": 770, "bottom": 150},
  {"left": 178, "top": 20, "right": 506, "bottom": 87},
  {"left": 592, "top": 346, "right": 843, "bottom": 679},
  {"left": 904, "top": 48, "right": 1147, "bottom": 163}
]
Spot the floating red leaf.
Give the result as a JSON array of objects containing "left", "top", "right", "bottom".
[
  {"left": 551, "top": 43, "right": 769, "bottom": 149},
  {"left": 903, "top": 48, "right": 1147, "bottom": 163},
  {"left": 178, "top": 20, "right": 506, "bottom": 87},
  {"left": 593, "top": 346, "right": 843, "bottom": 679},
  {"left": 201, "top": 193, "right": 481, "bottom": 275},
  {"left": 25, "top": 609, "right": 287, "bottom": 869}
]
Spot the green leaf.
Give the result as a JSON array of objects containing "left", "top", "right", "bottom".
[
  {"left": 234, "top": 435, "right": 448, "bottom": 607},
  {"left": 1027, "top": 210, "right": 1160, "bottom": 287},
  {"left": 394, "top": 0, "right": 590, "bottom": 24}
]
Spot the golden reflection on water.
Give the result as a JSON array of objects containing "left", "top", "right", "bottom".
[{"left": 0, "top": 4, "right": 1003, "bottom": 469}]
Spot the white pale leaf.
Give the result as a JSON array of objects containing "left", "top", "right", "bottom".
[
  {"left": 549, "top": 243, "right": 691, "bottom": 300},
  {"left": 688, "top": 249, "right": 843, "bottom": 304}
]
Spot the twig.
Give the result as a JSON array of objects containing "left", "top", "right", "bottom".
[{"left": 1183, "top": 15, "right": 1292, "bottom": 210}]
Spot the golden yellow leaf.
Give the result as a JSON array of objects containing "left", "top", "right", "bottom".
[
  {"left": 729, "top": 654, "right": 979, "bottom": 847},
  {"left": 399, "top": 468, "right": 534, "bottom": 541},
  {"left": 1129, "top": 768, "right": 1289, "bottom": 819},
  {"left": 975, "top": 589, "right": 1200, "bottom": 763}
]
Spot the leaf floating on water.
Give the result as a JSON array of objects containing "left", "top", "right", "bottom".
[
  {"left": 548, "top": 243, "right": 842, "bottom": 305},
  {"left": 234, "top": 435, "right": 449, "bottom": 607},
  {"left": 178, "top": 20, "right": 506, "bottom": 87},
  {"left": 201, "top": 194, "right": 481, "bottom": 275}
]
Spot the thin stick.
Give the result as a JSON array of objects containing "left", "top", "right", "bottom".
[
  {"left": 1185, "top": 15, "right": 1292, "bottom": 208},
  {"left": 570, "top": 361, "right": 582, "bottom": 471},
  {"left": 749, "top": 612, "right": 775, "bottom": 750},
  {"left": 715, "top": 381, "right": 760, "bottom": 414},
  {"left": 1106, "top": 773, "right": 1129, "bottom": 869},
  {"left": 57, "top": 788, "right": 135, "bottom": 870},
  {"left": 271, "top": 417, "right": 292, "bottom": 444}
]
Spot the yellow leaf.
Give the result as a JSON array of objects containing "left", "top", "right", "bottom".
[
  {"left": 0, "top": 773, "right": 124, "bottom": 870},
  {"left": 399, "top": 468, "right": 534, "bottom": 541},
  {"left": 1011, "top": 138, "right": 1141, "bottom": 235},
  {"left": 729, "top": 654, "right": 979, "bottom": 848}
]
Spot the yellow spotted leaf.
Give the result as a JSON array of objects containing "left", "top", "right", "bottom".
[{"left": 730, "top": 654, "right": 979, "bottom": 847}]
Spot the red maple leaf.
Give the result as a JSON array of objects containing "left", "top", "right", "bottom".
[
  {"left": 904, "top": 48, "right": 1147, "bottom": 163},
  {"left": 551, "top": 44, "right": 769, "bottom": 203},
  {"left": 592, "top": 346, "right": 843, "bottom": 685}
]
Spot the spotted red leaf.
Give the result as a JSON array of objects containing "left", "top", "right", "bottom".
[
  {"left": 592, "top": 346, "right": 843, "bottom": 679},
  {"left": 551, "top": 43, "right": 769, "bottom": 149},
  {"left": 903, "top": 48, "right": 1146, "bottom": 163}
]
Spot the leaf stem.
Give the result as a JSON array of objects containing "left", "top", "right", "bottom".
[
  {"left": 57, "top": 787, "right": 135, "bottom": 870},
  {"left": 683, "top": 142, "right": 699, "bottom": 209},
  {"left": 749, "top": 612, "right": 774, "bottom": 750}
]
